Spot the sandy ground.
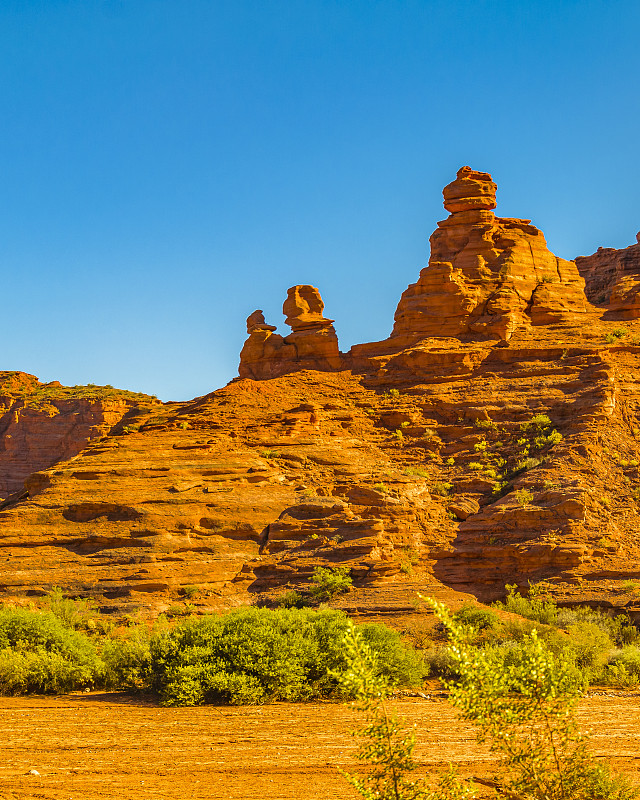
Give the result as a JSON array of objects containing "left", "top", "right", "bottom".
[{"left": 0, "top": 692, "right": 639, "bottom": 799}]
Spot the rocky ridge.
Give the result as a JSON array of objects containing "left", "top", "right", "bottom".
[
  {"left": 0, "top": 372, "right": 158, "bottom": 498},
  {"left": 2, "top": 167, "right": 640, "bottom": 620}
]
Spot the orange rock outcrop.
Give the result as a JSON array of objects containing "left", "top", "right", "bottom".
[
  {"left": 0, "top": 372, "right": 158, "bottom": 499},
  {"left": 576, "top": 236, "right": 640, "bottom": 318},
  {"left": 389, "top": 166, "right": 588, "bottom": 345},
  {"left": 239, "top": 285, "right": 341, "bottom": 379},
  {"left": 5, "top": 167, "right": 640, "bottom": 620}
]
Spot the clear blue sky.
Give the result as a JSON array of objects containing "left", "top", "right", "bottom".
[{"left": 1, "top": 1, "right": 638, "bottom": 400}]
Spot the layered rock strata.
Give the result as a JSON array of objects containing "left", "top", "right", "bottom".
[
  {"left": 0, "top": 372, "right": 158, "bottom": 498},
  {"left": 390, "top": 166, "right": 588, "bottom": 344},
  {"left": 6, "top": 167, "right": 640, "bottom": 619},
  {"left": 576, "top": 235, "right": 640, "bottom": 317}
]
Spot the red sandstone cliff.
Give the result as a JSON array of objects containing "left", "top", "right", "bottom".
[
  {"left": 3, "top": 167, "right": 640, "bottom": 620},
  {"left": 0, "top": 372, "right": 158, "bottom": 498}
]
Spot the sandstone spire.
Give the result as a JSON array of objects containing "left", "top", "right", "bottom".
[{"left": 390, "top": 165, "right": 587, "bottom": 343}]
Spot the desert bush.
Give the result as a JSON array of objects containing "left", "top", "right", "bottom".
[
  {"left": 44, "top": 587, "right": 95, "bottom": 630},
  {"left": 0, "top": 607, "right": 103, "bottom": 694},
  {"left": 101, "top": 626, "right": 152, "bottom": 689},
  {"left": 604, "top": 646, "right": 640, "bottom": 688},
  {"left": 452, "top": 604, "right": 499, "bottom": 633},
  {"left": 310, "top": 565, "right": 353, "bottom": 601},
  {"left": 514, "top": 488, "right": 534, "bottom": 506},
  {"left": 494, "top": 583, "right": 558, "bottom": 625},
  {"left": 340, "top": 601, "right": 637, "bottom": 800},
  {"left": 138, "top": 607, "right": 425, "bottom": 706},
  {"left": 275, "top": 590, "right": 309, "bottom": 609}
]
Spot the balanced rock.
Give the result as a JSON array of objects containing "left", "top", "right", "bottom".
[
  {"left": 246, "top": 310, "right": 276, "bottom": 334},
  {"left": 283, "top": 285, "right": 334, "bottom": 331},
  {"left": 239, "top": 286, "right": 341, "bottom": 379},
  {"left": 442, "top": 166, "right": 497, "bottom": 214},
  {"left": 391, "top": 166, "right": 588, "bottom": 343}
]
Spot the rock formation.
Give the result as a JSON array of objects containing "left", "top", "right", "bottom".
[
  {"left": 6, "top": 167, "right": 640, "bottom": 622},
  {"left": 0, "top": 372, "right": 158, "bottom": 498},
  {"left": 239, "top": 285, "right": 341, "bottom": 379},
  {"left": 576, "top": 236, "right": 640, "bottom": 317},
  {"left": 390, "top": 166, "right": 588, "bottom": 344}
]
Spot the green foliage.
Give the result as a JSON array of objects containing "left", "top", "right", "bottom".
[
  {"left": 260, "top": 449, "right": 281, "bottom": 459},
  {"left": 424, "top": 597, "right": 637, "bottom": 800},
  {"left": 515, "top": 456, "right": 542, "bottom": 473},
  {"left": 338, "top": 622, "right": 470, "bottom": 800},
  {"left": 342, "top": 600, "right": 636, "bottom": 799},
  {"left": 431, "top": 482, "right": 452, "bottom": 496},
  {"left": 275, "top": 590, "right": 309, "bottom": 609},
  {"left": 605, "top": 328, "right": 628, "bottom": 343},
  {"left": 179, "top": 585, "right": 199, "bottom": 600},
  {"left": 514, "top": 488, "right": 534, "bottom": 506},
  {"left": 452, "top": 604, "right": 499, "bottom": 633},
  {"left": 494, "top": 583, "right": 558, "bottom": 625},
  {"left": 373, "top": 482, "right": 390, "bottom": 494},
  {"left": 140, "top": 607, "right": 425, "bottom": 706},
  {"left": 310, "top": 565, "right": 353, "bottom": 601},
  {"left": 0, "top": 606, "right": 103, "bottom": 694},
  {"left": 102, "top": 626, "right": 152, "bottom": 689},
  {"left": 474, "top": 418, "right": 497, "bottom": 430},
  {"left": 44, "top": 587, "right": 96, "bottom": 630},
  {"left": 605, "top": 646, "right": 640, "bottom": 687},
  {"left": 404, "top": 467, "right": 429, "bottom": 478}
]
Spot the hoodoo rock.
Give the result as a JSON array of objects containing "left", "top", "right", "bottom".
[
  {"left": 576, "top": 237, "right": 640, "bottom": 318},
  {"left": 390, "top": 166, "right": 588, "bottom": 344},
  {"left": 442, "top": 165, "right": 497, "bottom": 213},
  {"left": 246, "top": 310, "right": 277, "bottom": 333},
  {"left": 239, "top": 285, "right": 341, "bottom": 379}
]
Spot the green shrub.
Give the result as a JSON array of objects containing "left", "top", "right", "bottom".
[
  {"left": 340, "top": 601, "right": 637, "bottom": 800},
  {"left": 310, "top": 565, "right": 353, "bottom": 601},
  {"left": 139, "top": 607, "right": 425, "bottom": 706},
  {"left": 452, "top": 604, "right": 499, "bottom": 633},
  {"left": 494, "top": 583, "right": 558, "bottom": 625},
  {"left": 275, "top": 590, "right": 309, "bottom": 609},
  {"left": 605, "top": 646, "right": 640, "bottom": 687},
  {"left": 431, "top": 481, "right": 453, "bottom": 496},
  {"left": 514, "top": 488, "right": 534, "bottom": 507},
  {"left": 44, "top": 587, "right": 95, "bottom": 630},
  {"left": 0, "top": 607, "right": 103, "bottom": 694},
  {"left": 102, "top": 626, "right": 152, "bottom": 689}
]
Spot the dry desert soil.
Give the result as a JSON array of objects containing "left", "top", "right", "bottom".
[{"left": 1, "top": 692, "right": 639, "bottom": 800}]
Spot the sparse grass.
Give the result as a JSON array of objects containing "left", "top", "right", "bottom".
[
  {"left": 260, "top": 449, "right": 281, "bottom": 459},
  {"left": 514, "top": 488, "right": 534, "bottom": 507},
  {"left": 431, "top": 481, "right": 453, "bottom": 496},
  {"left": 404, "top": 467, "right": 429, "bottom": 478},
  {"left": 474, "top": 418, "right": 498, "bottom": 430},
  {"left": 0, "top": 372, "right": 157, "bottom": 408},
  {"left": 372, "top": 482, "right": 389, "bottom": 494}
]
